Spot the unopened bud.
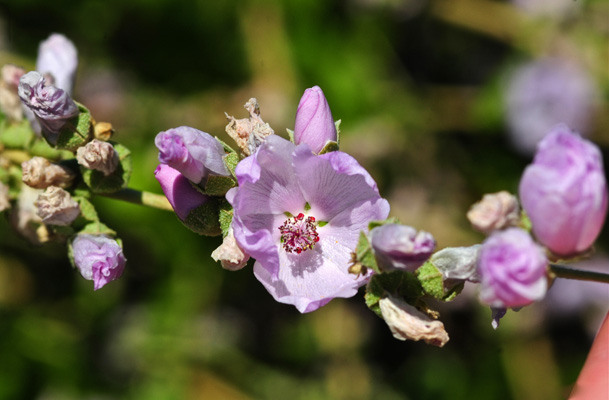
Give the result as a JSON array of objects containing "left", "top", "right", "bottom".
[
  {"left": 35, "top": 186, "right": 80, "bottom": 226},
  {"left": 76, "top": 139, "right": 119, "bottom": 176},
  {"left": 294, "top": 86, "right": 337, "bottom": 154},
  {"left": 22, "top": 156, "right": 75, "bottom": 189},
  {"left": 36, "top": 33, "right": 78, "bottom": 95},
  {"left": 379, "top": 295, "right": 449, "bottom": 347},
  {"left": 467, "top": 191, "right": 520, "bottom": 234},
  {"left": 370, "top": 223, "right": 436, "bottom": 272},
  {"left": 211, "top": 226, "right": 250, "bottom": 271},
  {"left": 225, "top": 98, "right": 274, "bottom": 156}
]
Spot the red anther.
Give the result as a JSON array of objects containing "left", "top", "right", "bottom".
[
  {"left": 297, "top": 213, "right": 305, "bottom": 220},
  {"left": 308, "top": 216, "right": 315, "bottom": 222},
  {"left": 314, "top": 236, "right": 320, "bottom": 242},
  {"left": 296, "top": 248, "right": 302, "bottom": 254}
]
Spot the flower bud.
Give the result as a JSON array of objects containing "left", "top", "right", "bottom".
[
  {"left": 36, "top": 33, "right": 78, "bottom": 95},
  {"left": 10, "top": 185, "right": 49, "bottom": 244},
  {"left": 34, "top": 186, "right": 80, "bottom": 226},
  {"left": 0, "top": 182, "right": 10, "bottom": 212},
  {"left": 72, "top": 234, "right": 126, "bottom": 290},
  {"left": 154, "top": 164, "right": 210, "bottom": 221},
  {"left": 211, "top": 226, "right": 250, "bottom": 271},
  {"left": 0, "top": 64, "right": 26, "bottom": 121},
  {"left": 379, "top": 295, "right": 449, "bottom": 347},
  {"left": 294, "top": 86, "right": 337, "bottom": 154},
  {"left": 76, "top": 139, "right": 119, "bottom": 176},
  {"left": 478, "top": 228, "right": 548, "bottom": 309},
  {"left": 370, "top": 224, "right": 435, "bottom": 272},
  {"left": 519, "top": 124, "right": 608, "bottom": 256},
  {"left": 467, "top": 191, "right": 520, "bottom": 234},
  {"left": 18, "top": 71, "right": 79, "bottom": 144},
  {"left": 430, "top": 245, "right": 481, "bottom": 283},
  {"left": 155, "top": 126, "right": 229, "bottom": 184},
  {"left": 21, "top": 156, "right": 75, "bottom": 189}
]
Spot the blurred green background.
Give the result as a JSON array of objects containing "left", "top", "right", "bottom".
[{"left": 0, "top": 0, "right": 608, "bottom": 399}]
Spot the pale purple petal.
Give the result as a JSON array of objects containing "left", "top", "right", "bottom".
[
  {"left": 155, "top": 126, "right": 229, "bottom": 183},
  {"left": 371, "top": 224, "right": 436, "bottom": 272}
]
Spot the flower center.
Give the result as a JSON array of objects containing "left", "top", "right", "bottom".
[{"left": 279, "top": 213, "right": 320, "bottom": 254}]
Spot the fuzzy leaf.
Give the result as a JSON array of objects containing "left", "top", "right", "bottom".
[
  {"left": 355, "top": 231, "right": 379, "bottom": 273},
  {"left": 183, "top": 199, "right": 222, "bottom": 236},
  {"left": 365, "top": 271, "right": 424, "bottom": 316},
  {"left": 55, "top": 102, "right": 92, "bottom": 151},
  {"left": 81, "top": 143, "right": 131, "bottom": 194},
  {"left": 205, "top": 175, "right": 236, "bottom": 196},
  {"left": 74, "top": 196, "right": 99, "bottom": 222},
  {"left": 417, "top": 261, "right": 465, "bottom": 302},
  {"left": 79, "top": 221, "right": 117, "bottom": 236},
  {"left": 218, "top": 199, "right": 233, "bottom": 238},
  {"left": 318, "top": 140, "right": 339, "bottom": 154}
]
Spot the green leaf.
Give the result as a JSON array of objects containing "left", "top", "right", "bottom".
[
  {"left": 0, "top": 120, "right": 34, "bottom": 148},
  {"left": 365, "top": 271, "right": 424, "bottom": 316},
  {"left": 204, "top": 175, "right": 236, "bottom": 196},
  {"left": 355, "top": 231, "right": 379, "bottom": 273},
  {"left": 73, "top": 196, "right": 99, "bottom": 222},
  {"left": 223, "top": 151, "right": 240, "bottom": 179},
  {"left": 55, "top": 102, "right": 92, "bottom": 151},
  {"left": 81, "top": 143, "right": 131, "bottom": 194},
  {"left": 79, "top": 222, "right": 117, "bottom": 236},
  {"left": 416, "top": 261, "right": 465, "bottom": 302},
  {"left": 218, "top": 199, "right": 233, "bottom": 238},
  {"left": 368, "top": 217, "right": 400, "bottom": 231}
]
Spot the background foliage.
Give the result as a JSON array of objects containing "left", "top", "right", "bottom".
[{"left": 0, "top": 0, "right": 607, "bottom": 399}]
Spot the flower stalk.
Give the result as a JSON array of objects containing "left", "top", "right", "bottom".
[
  {"left": 550, "top": 264, "right": 609, "bottom": 284},
  {"left": 100, "top": 188, "right": 173, "bottom": 212}
]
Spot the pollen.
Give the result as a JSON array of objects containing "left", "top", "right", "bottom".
[{"left": 278, "top": 213, "right": 320, "bottom": 254}]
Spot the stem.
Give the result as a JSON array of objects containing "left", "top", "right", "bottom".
[
  {"left": 550, "top": 264, "right": 609, "bottom": 284},
  {"left": 101, "top": 188, "right": 173, "bottom": 212}
]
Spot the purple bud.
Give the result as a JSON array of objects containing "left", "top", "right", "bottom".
[
  {"left": 478, "top": 228, "right": 548, "bottom": 309},
  {"left": 154, "top": 164, "right": 210, "bottom": 221},
  {"left": 18, "top": 71, "right": 79, "bottom": 143},
  {"left": 154, "top": 126, "right": 229, "bottom": 184},
  {"left": 294, "top": 86, "right": 337, "bottom": 154},
  {"left": 370, "top": 224, "right": 436, "bottom": 272},
  {"left": 72, "top": 234, "right": 126, "bottom": 290},
  {"left": 36, "top": 33, "right": 78, "bottom": 95},
  {"left": 519, "top": 124, "right": 608, "bottom": 256}
]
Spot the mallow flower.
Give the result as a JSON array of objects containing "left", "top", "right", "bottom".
[
  {"left": 72, "top": 234, "right": 126, "bottom": 290},
  {"left": 478, "top": 228, "right": 548, "bottom": 309},
  {"left": 519, "top": 124, "right": 608, "bottom": 256},
  {"left": 36, "top": 33, "right": 78, "bottom": 95},
  {"left": 370, "top": 224, "right": 435, "bottom": 272},
  {"left": 18, "top": 71, "right": 79, "bottom": 143},
  {"left": 155, "top": 126, "right": 230, "bottom": 184},
  {"left": 294, "top": 86, "right": 337, "bottom": 154},
  {"left": 154, "top": 164, "right": 210, "bottom": 221},
  {"left": 228, "top": 135, "right": 389, "bottom": 312}
]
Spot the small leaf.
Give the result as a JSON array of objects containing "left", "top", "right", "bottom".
[
  {"left": 318, "top": 140, "right": 339, "bottom": 154},
  {"left": 223, "top": 151, "right": 240, "bottom": 179},
  {"left": 365, "top": 271, "right": 424, "bottom": 316},
  {"left": 368, "top": 217, "right": 400, "bottom": 231},
  {"left": 55, "top": 102, "right": 92, "bottom": 151},
  {"left": 416, "top": 261, "right": 465, "bottom": 302},
  {"left": 355, "top": 231, "right": 379, "bottom": 273},
  {"left": 286, "top": 128, "right": 295, "bottom": 143},
  {"left": 218, "top": 199, "right": 234, "bottom": 238},
  {"left": 74, "top": 196, "right": 99, "bottom": 222},
  {"left": 183, "top": 198, "right": 222, "bottom": 236}
]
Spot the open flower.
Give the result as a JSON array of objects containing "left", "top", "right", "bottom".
[
  {"left": 519, "top": 124, "right": 607, "bottom": 256},
  {"left": 72, "top": 234, "right": 126, "bottom": 290},
  {"left": 155, "top": 126, "right": 230, "bottom": 184},
  {"left": 228, "top": 135, "right": 389, "bottom": 312}
]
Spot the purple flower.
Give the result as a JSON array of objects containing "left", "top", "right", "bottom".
[
  {"left": 155, "top": 126, "right": 230, "bottom": 184},
  {"left": 478, "top": 228, "right": 548, "bottom": 309},
  {"left": 36, "top": 33, "right": 78, "bottom": 95},
  {"left": 18, "top": 71, "right": 79, "bottom": 143},
  {"left": 72, "top": 234, "right": 126, "bottom": 290},
  {"left": 154, "top": 164, "right": 210, "bottom": 221},
  {"left": 294, "top": 86, "right": 337, "bottom": 154},
  {"left": 505, "top": 59, "right": 596, "bottom": 154},
  {"left": 228, "top": 135, "right": 389, "bottom": 313},
  {"left": 370, "top": 224, "right": 435, "bottom": 272},
  {"left": 519, "top": 124, "right": 608, "bottom": 256}
]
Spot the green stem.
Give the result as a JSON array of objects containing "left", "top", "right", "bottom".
[
  {"left": 101, "top": 188, "right": 173, "bottom": 212},
  {"left": 550, "top": 263, "right": 609, "bottom": 284}
]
